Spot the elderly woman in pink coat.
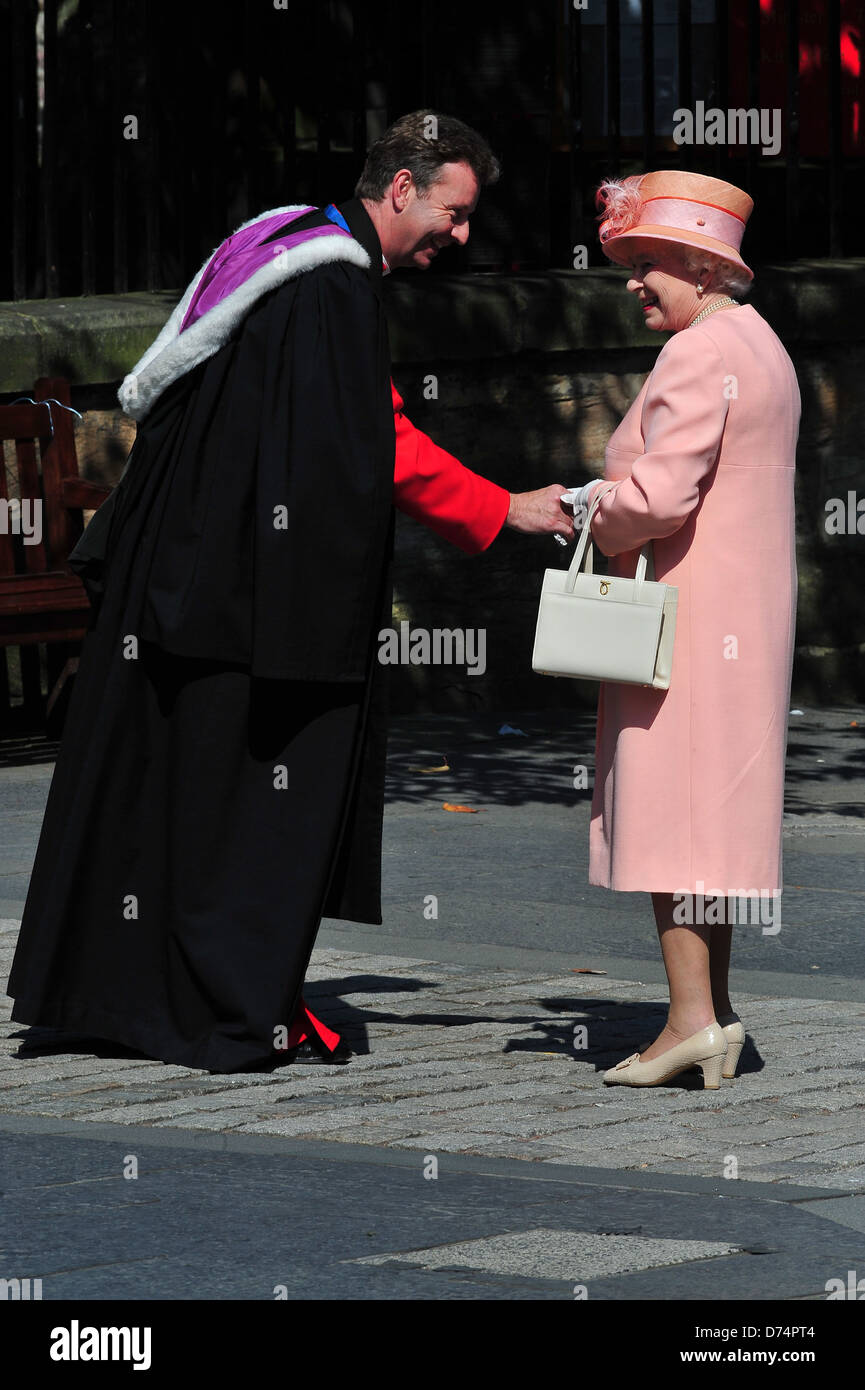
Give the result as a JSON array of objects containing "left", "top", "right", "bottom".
[{"left": 571, "top": 170, "right": 799, "bottom": 1089}]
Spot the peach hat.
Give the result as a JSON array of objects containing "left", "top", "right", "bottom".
[{"left": 596, "top": 170, "right": 754, "bottom": 280}]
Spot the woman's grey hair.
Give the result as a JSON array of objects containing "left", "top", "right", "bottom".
[
  {"left": 680, "top": 247, "right": 753, "bottom": 298},
  {"left": 354, "top": 110, "right": 500, "bottom": 201}
]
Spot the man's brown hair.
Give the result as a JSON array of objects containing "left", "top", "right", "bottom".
[{"left": 354, "top": 110, "right": 500, "bottom": 200}]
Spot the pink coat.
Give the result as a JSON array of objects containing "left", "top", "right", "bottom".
[{"left": 588, "top": 304, "right": 800, "bottom": 895}]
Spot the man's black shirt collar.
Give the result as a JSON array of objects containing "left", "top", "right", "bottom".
[{"left": 336, "top": 199, "right": 386, "bottom": 289}]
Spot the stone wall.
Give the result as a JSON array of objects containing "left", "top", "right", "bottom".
[{"left": 2, "top": 260, "right": 863, "bottom": 711}]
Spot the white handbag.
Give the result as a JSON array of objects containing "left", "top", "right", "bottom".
[{"left": 531, "top": 484, "right": 678, "bottom": 689}]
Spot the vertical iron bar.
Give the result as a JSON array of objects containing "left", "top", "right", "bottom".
[
  {"left": 713, "top": 0, "right": 729, "bottom": 181},
  {"left": 746, "top": 0, "right": 760, "bottom": 197},
  {"left": 279, "top": 17, "right": 298, "bottom": 200},
  {"left": 11, "top": 1, "right": 37, "bottom": 299},
  {"left": 642, "top": 0, "right": 655, "bottom": 171},
  {"left": 112, "top": 0, "right": 128, "bottom": 292},
  {"left": 243, "top": 0, "right": 260, "bottom": 221},
  {"left": 142, "top": 0, "right": 160, "bottom": 289},
  {"left": 315, "top": 1, "right": 331, "bottom": 200},
  {"left": 210, "top": 8, "right": 230, "bottom": 240},
  {"left": 827, "top": 0, "right": 842, "bottom": 255},
  {"left": 677, "top": 0, "right": 692, "bottom": 170},
  {"left": 569, "top": 0, "right": 584, "bottom": 264},
  {"left": 420, "top": 0, "right": 433, "bottom": 106},
  {"left": 41, "top": 0, "right": 59, "bottom": 296},
  {"left": 607, "top": 0, "right": 621, "bottom": 174},
  {"left": 78, "top": 0, "right": 95, "bottom": 294},
  {"left": 786, "top": 0, "right": 800, "bottom": 261},
  {"left": 352, "top": 0, "right": 368, "bottom": 175},
  {"left": 0, "top": 3, "right": 12, "bottom": 299}
]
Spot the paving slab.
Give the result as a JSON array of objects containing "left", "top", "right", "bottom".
[{"left": 1, "top": 1121, "right": 863, "bottom": 1303}]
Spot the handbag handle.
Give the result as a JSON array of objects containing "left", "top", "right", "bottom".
[{"left": 563, "top": 481, "right": 655, "bottom": 594}]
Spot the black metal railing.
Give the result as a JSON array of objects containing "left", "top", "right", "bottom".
[{"left": 2, "top": 0, "right": 861, "bottom": 300}]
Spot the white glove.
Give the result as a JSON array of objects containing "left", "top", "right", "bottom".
[{"left": 560, "top": 479, "right": 605, "bottom": 528}]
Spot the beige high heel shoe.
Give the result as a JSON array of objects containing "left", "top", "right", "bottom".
[
  {"left": 638, "top": 1013, "right": 747, "bottom": 1079},
  {"left": 716, "top": 1012, "right": 746, "bottom": 1079},
  {"left": 603, "top": 1023, "right": 727, "bottom": 1089}
]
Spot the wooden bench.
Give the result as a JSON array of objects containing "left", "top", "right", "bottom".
[{"left": 0, "top": 377, "right": 112, "bottom": 732}]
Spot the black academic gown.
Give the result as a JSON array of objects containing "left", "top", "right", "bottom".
[{"left": 7, "top": 200, "right": 396, "bottom": 1073}]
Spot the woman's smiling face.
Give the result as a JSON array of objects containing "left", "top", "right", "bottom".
[{"left": 626, "top": 246, "right": 704, "bottom": 333}]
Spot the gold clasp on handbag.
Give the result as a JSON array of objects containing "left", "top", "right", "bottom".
[{"left": 599, "top": 581, "right": 610, "bottom": 595}]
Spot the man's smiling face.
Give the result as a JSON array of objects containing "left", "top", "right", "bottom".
[{"left": 387, "top": 161, "right": 480, "bottom": 269}]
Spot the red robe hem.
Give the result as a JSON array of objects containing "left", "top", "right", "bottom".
[{"left": 283, "top": 996, "right": 342, "bottom": 1052}]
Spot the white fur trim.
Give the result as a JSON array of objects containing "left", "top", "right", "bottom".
[
  {"left": 230, "top": 203, "right": 314, "bottom": 236},
  {"left": 118, "top": 207, "right": 371, "bottom": 421}
]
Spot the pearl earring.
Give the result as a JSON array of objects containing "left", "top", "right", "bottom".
[{"left": 697, "top": 282, "right": 704, "bottom": 294}]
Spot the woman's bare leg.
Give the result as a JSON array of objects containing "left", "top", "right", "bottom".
[{"left": 639, "top": 891, "right": 718, "bottom": 1061}]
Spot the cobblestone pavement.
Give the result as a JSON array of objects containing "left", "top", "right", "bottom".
[{"left": 3, "top": 930, "right": 863, "bottom": 1190}]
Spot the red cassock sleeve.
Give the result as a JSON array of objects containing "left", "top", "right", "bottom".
[{"left": 391, "top": 380, "right": 511, "bottom": 554}]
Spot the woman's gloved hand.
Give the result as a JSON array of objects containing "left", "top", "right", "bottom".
[{"left": 559, "top": 479, "right": 606, "bottom": 529}]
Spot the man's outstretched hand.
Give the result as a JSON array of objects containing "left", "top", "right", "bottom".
[{"left": 505, "top": 485, "right": 576, "bottom": 542}]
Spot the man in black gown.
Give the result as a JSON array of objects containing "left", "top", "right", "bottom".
[{"left": 7, "top": 112, "right": 574, "bottom": 1072}]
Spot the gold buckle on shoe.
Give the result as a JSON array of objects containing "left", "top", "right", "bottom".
[{"left": 615, "top": 1053, "right": 640, "bottom": 1070}]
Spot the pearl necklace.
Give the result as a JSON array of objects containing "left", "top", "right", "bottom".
[{"left": 687, "top": 296, "right": 738, "bottom": 328}]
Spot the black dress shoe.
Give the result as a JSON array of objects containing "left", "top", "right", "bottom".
[{"left": 282, "top": 1037, "right": 352, "bottom": 1065}]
